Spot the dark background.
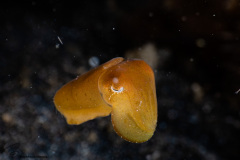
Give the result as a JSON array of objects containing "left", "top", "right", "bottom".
[{"left": 0, "top": 0, "right": 240, "bottom": 160}]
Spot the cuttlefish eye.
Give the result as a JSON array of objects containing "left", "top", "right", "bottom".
[{"left": 54, "top": 57, "right": 157, "bottom": 143}]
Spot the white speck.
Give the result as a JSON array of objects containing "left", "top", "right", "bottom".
[
  {"left": 139, "top": 101, "right": 142, "bottom": 106},
  {"left": 57, "top": 36, "right": 63, "bottom": 45},
  {"left": 108, "top": 92, "right": 114, "bottom": 101},
  {"left": 181, "top": 16, "right": 187, "bottom": 22},
  {"left": 190, "top": 58, "right": 194, "bottom": 62},
  {"left": 111, "top": 86, "right": 124, "bottom": 93},
  {"left": 88, "top": 56, "right": 99, "bottom": 67},
  {"left": 213, "top": 14, "right": 216, "bottom": 17},
  {"left": 112, "top": 77, "right": 119, "bottom": 84},
  {"left": 38, "top": 136, "right": 40, "bottom": 138},
  {"left": 136, "top": 109, "right": 139, "bottom": 112},
  {"left": 196, "top": 38, "right": 206, "bottom": 48},
  {"left": 178, "top": 29, "right": 181, "bottom": 32},
  {"left": 235, "top": 89, "right": 240, "bottom": 94},
  {"left": 55, "top": 43, "right": 60, "bottom": 49},
  {"left": 113, "top": 27, "right": 115, "bottom": 30},
  {"left": 149, "top": 12, "right": 154, "bottom": 17}
]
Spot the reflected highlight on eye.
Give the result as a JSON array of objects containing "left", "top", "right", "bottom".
[
  {"left": 111, "top": 86, "right": 124, "bottom": 93},
  {"left": 54, "top": 57, "right": 157, "bottom": 143}
]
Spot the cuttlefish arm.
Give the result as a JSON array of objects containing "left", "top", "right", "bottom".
[{"left": 54, "top": 57, "right": 124, "bottom": 124}]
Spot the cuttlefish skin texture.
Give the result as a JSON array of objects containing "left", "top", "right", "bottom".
[{"left": 54, "top": 57, "right": 157, "bottom": 143}]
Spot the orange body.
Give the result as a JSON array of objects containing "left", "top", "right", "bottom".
[{"left": 54, "top": 57, "right": 157, "bottom": 143}]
